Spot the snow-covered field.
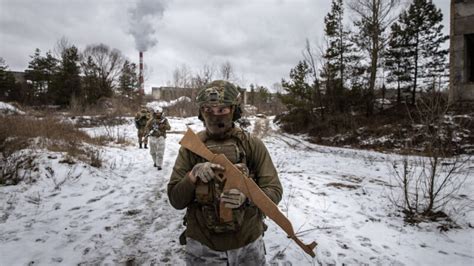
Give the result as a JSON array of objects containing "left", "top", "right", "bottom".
[
  {"left": 1, "top": 116, "right": 473, "bottom": 265},
  {"left": 0, "top": 102, "right": 24, "bottom": 115}
]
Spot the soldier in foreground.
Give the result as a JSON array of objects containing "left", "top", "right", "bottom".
[
  {"left": 167, "top": 80, "right": 283, "bottom": 265},
  {"left": 145, "top": 107, "right": 171, "bottom": 170},
  {"left": 134, "top": 105, "right": 151, "bottom": 149}
]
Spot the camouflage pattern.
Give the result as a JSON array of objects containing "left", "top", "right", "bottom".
[
  {"left": 134, "top": 108, "right": 151, "bottom": 146},
  {"left": 145, "top": 115, "right": 170, "bottom": 168},
  {"left": 196, "top": 80, "right": 241, "bottom": 107},
  {"left": 149, "top": 135, "right": 166, "bottom": 168},
  {"left": 167, "top": 127, "right": 283, "bottom": 251},
  {"left": 145, "top": 115, "right": 171, "bottom": 138},
  {"left": 194, "top": 138, "right": 246, "bottom": 233},
  {"left": 185, "top": 236, "right": 266, "bottom": 266}
]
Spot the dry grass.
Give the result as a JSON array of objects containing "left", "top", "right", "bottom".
[
  {"left": 69, "top": 96, "right": 141, "bottom": 117},
  {"left": 0, "top": 115, "right": 104, "bottom": 167},
  {"left": 0, "top": 152, "right": 38, "bottom": 185}
]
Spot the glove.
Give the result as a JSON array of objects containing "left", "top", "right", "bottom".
[
  {"left": 234, "top": 163, "right": 249, "bottom": 177},
  {"left": 190, "top": 162, "right": 225, "bottom": 183},
  {"left": 221, "top": 189, "right": 247, "bottom": 209}
]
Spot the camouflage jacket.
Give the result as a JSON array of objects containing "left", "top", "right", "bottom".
[
  {"left": 134, "top": 110, "right": 150, "bottom": 128},
  {"left": 167, "top": 127, "right": 282, "bottom": 251},
  {"left": 145, "top": 117, "right": 171, "bottom": 138}
]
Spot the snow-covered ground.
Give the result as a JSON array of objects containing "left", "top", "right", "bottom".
[
  {"left": 0, "top": 116, "right": 473, "bottom": 265},
  {"left": 0, "top": 102, "right": 24, "bottom": 115}
]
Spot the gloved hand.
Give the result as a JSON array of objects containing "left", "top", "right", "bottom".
[
  {"left": 189, "top": 162, "right": 225, "bottom": 183},
  {"left": 221, "top": 188, "right": 247, "bottom": 209},
  {"left": 234, "top": 163, "right": 249, "bottom": 177}
]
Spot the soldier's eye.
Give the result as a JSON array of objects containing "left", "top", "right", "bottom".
[
  {"left": 218, "top": 107, "right": 231, "bottom": 114},
  {"left": 202, "top": 106, "right": 231, "bottom": 115}
]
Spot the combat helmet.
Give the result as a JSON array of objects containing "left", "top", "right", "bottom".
[
  {"left": 196, "top": 80, "right": 242, "bottom": 121},
  {"left": 152, "top": 106, "right": 163, "bottom": 114}
]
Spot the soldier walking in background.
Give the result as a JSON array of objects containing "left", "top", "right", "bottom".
[
  {"left": 167, "top": 80, "right": 283, "bottom": 265},
  {"left": 145, "top": 107, "right": 171, "bottom": 170},
  {"left": 134, "top": 105, "right": 151, "bottom": 149}
]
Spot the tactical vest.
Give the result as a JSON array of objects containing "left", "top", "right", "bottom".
[
  {"left": 195, "top": 129, "right": 252, "bottom": 233},
  {"left": 148, "top": 118, "right": 167, "bottom": 137},
  {"left": 137, "top": 113, "right": 148, "bottom": 126}
]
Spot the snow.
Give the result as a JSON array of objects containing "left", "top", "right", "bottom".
[
  {"left": 0, "top": 101, "right": 25, "bottom": 114},
  {"left": 146, "top": 97, "right": 191, "bottom": 112},
  {"left": 1, "top": 115, "right": 473, "bottom": 265}
]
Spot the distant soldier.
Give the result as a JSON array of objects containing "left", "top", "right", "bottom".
[
  {"left": 145, "top": 107, "right": 171, "bottom": 170},
  {"left": 167, "top": 80, "right": 283, "bottom": 265},
  {"left": 134, "top": 105, "right": 151, "bottom": 149}
]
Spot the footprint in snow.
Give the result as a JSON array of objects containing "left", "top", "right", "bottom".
[
  {"left": 351, "top": 221, "right": 363, "bottom": 230},
  {"left": 69, "top": 220, "right": 79, "bottom": 228},
  {"left": 356, "top": 235, "right": 372, "bottom": 247},
  {"left": 337, "top": 239, "right": 349, "bottom": 250},
  {"left": 81, "top": 225, "right": 93, "bottom": 232},
  {"left": 51, "top": 257, "right": 63, "bottom": 263},
  {"left": 316, "top": 248, "right": 336, "bottom": 265}
]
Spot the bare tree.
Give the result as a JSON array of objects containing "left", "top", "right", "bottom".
[
  {"left": 348, "top": 0, "right": 399, "bottom": 115},
  {"left": 303, "top": 39, "right": 325, "bottom": 120},
  {"left": 192, "top": 63, "right": 215, "bottom": 88},
  {"left": 220, "top": 61, "right": 234, "bottom": 81},
  {"left": 172, "top": 64, "right": 192, "bottom": 88},
  {"left": 81, "top": 43, "right": 125, "bottom": 91},
  {"left": 80, "top": 44, "right": 125, "bottom": 103},
  {"left": 272, "top": 82, "right": 284, "bottom": 94},
  {"left": 53, "top": 37, "right": 71, "bottom": 59}
]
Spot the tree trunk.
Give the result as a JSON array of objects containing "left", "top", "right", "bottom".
[{"left": 412, "top": 33, "right": 419, "bottom": 105}]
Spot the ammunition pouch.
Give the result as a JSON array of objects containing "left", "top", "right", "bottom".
[
  {"left": 195, "top": 178, "right": 246, "bottom": 233},
  {"left": 194, "top": 136, "right": 249, "bottom": 233},
  {"left": 201, "top": 204, "right": 245, "bottom": 233}
]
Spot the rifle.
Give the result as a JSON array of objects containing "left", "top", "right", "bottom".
[
  {"left": 179, "top": 128, "right": 317, "bottom": 257},
  {"left": 145, "top": 118, "right": 166, "bottom": 138}
]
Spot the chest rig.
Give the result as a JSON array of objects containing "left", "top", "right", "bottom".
[{"left": 195, "top": 131, "right": 249, "bottom": 233}]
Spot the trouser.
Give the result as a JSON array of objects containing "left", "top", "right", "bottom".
[
  {"left": 137, "top": 127, "right": 148, "bottom": 145},
  {"left": 185, "top": 236, "right": 266, "bottom": 266},
  {"left": 149, "top": 136, "right": 165, "bottom": 167}
]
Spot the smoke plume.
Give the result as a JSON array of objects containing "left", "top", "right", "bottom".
[{"left": 128, "top": 0, "right": 166, "bottom": 52}]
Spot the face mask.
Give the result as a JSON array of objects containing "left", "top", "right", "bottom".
[{"left": 202, "top": 107, "right": 234, "bottom": 138}]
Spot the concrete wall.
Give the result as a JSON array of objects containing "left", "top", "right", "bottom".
[
  {"left": 151, "top": 86, "right": 198, "bottom": 101},
  {"left": 449, "top": 0, "right": 474, "bottom": 103}
]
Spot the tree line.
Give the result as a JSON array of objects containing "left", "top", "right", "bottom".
[
  {"left": 0, "top": 38, "right": 140, "bottom": 108},
  {"left": 279, "top": 0, "right": 448, "bottom": 126}
]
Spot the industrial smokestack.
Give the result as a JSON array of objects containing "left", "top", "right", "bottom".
[{"left": 139, "top": 51, "right": 144, "bottom": 95}]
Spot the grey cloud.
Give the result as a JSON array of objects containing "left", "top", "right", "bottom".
[{"left": 0, "top": 0, "right": 450, "bottom": 90}]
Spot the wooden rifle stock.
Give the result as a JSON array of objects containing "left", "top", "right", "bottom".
[{"left": 179, "top": 128, "right": 317, "bottom": 257}]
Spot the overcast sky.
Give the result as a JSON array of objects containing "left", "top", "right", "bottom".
[{"left": 0, "top": 0, "right": 450, "bottom": 92}]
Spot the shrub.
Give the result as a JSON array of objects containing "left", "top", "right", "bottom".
[
  {"left": 0, "top": 115, "right": 103, "bottom": 167},
  {"left": 274, "top": 108, "right": 315, "bottom": 133},
  {"left": 0, "top": 152, "right": 37, "bottom": 185},
  {"left": 390, "top": 155, "right": 470, "bottom": 224},
  {"left": 389, "top": 93, "right": 472, "bottom": 224}
]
